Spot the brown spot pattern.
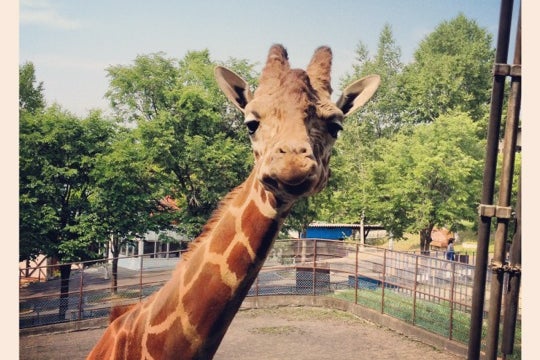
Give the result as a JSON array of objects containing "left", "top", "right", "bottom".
[
  {"left": 149, "top": 288, "right": 178, "bottom": 327},
  {"left": 183, "top": 247, "right": 204, "bottom": 285},
  {"left": 209, "top": 212, "right": 236, "bottom": 254},
  {"left": 182, "top": 263, "right": 232, "bottom": 338},
  {"left": 242, "top": 200, "right": 279, "bottom": 259},
  {"left": 147, "top": 318, "right": 193, "bottom": 359},
  {"left": 115, "top": 331, "right": 128, "bottom": 359},
  {"left": 125, "top": 313, "right": 145, "bottom": 359},
  {"left": 227, "top": 242, "right": 252, "bottom": 280}
]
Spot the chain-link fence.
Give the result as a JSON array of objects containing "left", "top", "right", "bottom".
[{"left": 19, "top": 239, "right": 521, "bottom": 355}]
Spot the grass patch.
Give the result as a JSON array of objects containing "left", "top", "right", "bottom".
[
  {"left": 331, "top": 288, "right": 521, "bottom": 359},
  {"left": 242, "top": 306, "right": 362, "bottom": 324},
  {"left": 249, "top": 325, "right": 305, "bottom": 336},
  {"left": 376, "top": 231, "right": 496, "bottom": 255}
]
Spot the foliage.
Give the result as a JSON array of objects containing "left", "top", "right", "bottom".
[
  {"left": 85, "top": 128, "right": 166, "bottom": 250},
  {"left": 19, "top": 62, "right": 45, "bottom": 114},
  {"left": 395, "top": 14, "right": 494, "bottom": 125},
  {"left": 364, "top": 112, "right": 484, "bottom": 249},
  {"left": 105, "top": 50, "right": 256, "bottom": 237},
  {"left": 19, "top": 106, "right": 116, "bottom": 262},
  {"left": 340, "top": 23, "right": 404, "bottom": 139},
  {"left": 106, "top": 52, "right": 178, "bottom": 122},
  {"left": 84, "top": 127, "right": 169, "bottom": 292}
]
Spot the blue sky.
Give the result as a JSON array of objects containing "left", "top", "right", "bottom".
[{"left": 19, "top": 0, "right": 520, "bottom": 117}]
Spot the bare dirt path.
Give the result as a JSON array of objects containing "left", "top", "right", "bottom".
[{"left": 20, "top": 306, "right": 463, "bottom": 360}]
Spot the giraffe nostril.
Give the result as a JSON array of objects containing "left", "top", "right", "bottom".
[{"left": 277, "top": 142, "right": 311, "bottom": 156}]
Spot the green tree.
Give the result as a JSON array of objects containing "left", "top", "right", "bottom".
[
  {"left": 105, "top": 50, "right": 255, "bottom": 238},
  {"left": 85, "top": 128, "right": 168, "bottom": 293},
  {"left": 396, "top": 14, "right": 494, "bottom": 125},
  {"left": 19, "top": 62, "right": 45, "bottom": 114},
  {"left": 19, "top": 106, "right": 115, "bottom": 318},
  {"left": 340, "top": 23, "right": 403, "bottom": 139},
  {"left": 364, "top": 112, "right": 484, "bottom": 251},
  {"left": 106, "top": 52, "right": 178, "bottom": 122}
]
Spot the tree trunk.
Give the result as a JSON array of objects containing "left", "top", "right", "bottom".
[
  {"left": 110, "top": 236, "right": 120, "bottom": 295},
  {"left": 111, "top": 257, "right": 119, "bottom": 294},
  {"left": 58, "top": 264, "right": 71, "bottom": 320},
  {"left": 419, "top": 224, "right": 435, "bottom": 254}
]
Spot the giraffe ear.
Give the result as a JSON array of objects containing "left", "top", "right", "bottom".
[
  {"left": 214, "top": 66, "right": 253, "bottom": 113},
  {"left": 336, "top": 75, "right": 381, "bottom": 117}
]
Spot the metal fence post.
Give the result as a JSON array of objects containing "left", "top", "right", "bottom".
[
  {"left": 255, "top": 273, "right": 259, "bottom": 298},
  {"left": 413, "top": 256, "right": 418, "bottom": 325},
  {"left": 355, "top": 240, "right": 359, "bottom": 305},
  {"left": 78, "top": 265, "right": 84, "bottom": 321},
  {"left": 312, "top": 239, "right": 318, "bottom": 296},
  {"left": 139, "top": 253, "right": 144, "bottom": 300},
  {"left": 381, "top": 249, "right": 387, "bottom": 314},
  {"left": 502, "top": 174, "right": 521, "bottom": 355},
  {"left": 449, "top": 261, "right": 456, "bottom": 340}
]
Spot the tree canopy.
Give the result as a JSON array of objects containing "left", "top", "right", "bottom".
[
  {"left": 19, "top": 62, "right": 45, "bottom": 114},
  {"left": 19, "top": 107, "right": 116, "bottom": 262},
  {"left": 395, "top": 14, "right": 494, "bottom": 125},
  {"left": 364, "top": 112, "right": 485, "bottom": 250},
  {"left": 105, "top": 50, "right": 255, "bottom": 237}
]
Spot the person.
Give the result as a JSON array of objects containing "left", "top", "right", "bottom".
[{"left": 446, "top": 238, "right": 455, "bottom": 261}]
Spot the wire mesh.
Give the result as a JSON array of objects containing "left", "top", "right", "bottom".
[{"left": 19, "top": 239, "right": 520, "bottom": 355}]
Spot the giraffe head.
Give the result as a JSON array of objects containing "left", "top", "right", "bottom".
[{"left": 215, "top": 44, "right": 380, "bottom": 205}]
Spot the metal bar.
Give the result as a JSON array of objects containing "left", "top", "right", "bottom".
[
  {"left": 255, "top": 272, "right": 259, "bottom": 298},
  {"left": 502, "top": 175, "right": 521, "bottom": 355},
  {"left": 500, "top": 16, "right": 521, "bottom": 355},
  {"left": 413, "top": 256, "right": 418, "bottom": 325},
  {"left": 485, "top": 6, "right": 521, "bottom": 358},
  {"left": 449, "top": 261, "right": 456, "bottom": 340},
  {"left": 355, "top": 240, "right": 359, "bottom": 304},
  {"left": 78, "top": 266, "right": 84, "bottom": 321},
  {"left": 468, "top": 1, "right": 514, "bottom": 358},
  {"left": 312, "top": 239, "right": 317, "bottom": 296},
  {"left": 381, "top": 249, "right": 387, "bottom": 314},
  {"left": 139, "top": 254, "right": 144, "bottom": 301}
]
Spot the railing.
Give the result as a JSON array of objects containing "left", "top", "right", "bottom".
[{"left": 19, "top": 239, "right": 521, "bottom": 356}]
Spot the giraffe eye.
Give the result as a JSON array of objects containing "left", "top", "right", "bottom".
[
  {"left": 327, "top": 121, "right": 343, "bottom": 138},
  {"left": 244, "top": 119, "right": 260, "bottom": 135}
]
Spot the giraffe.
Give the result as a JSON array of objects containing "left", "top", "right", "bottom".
[{"left": 87, "top": 44, "right": 380, "bottom": 360}]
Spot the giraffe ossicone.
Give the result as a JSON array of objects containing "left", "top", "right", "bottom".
[{"left": 87, "top": 44, "right": 380, "bottom": 360}]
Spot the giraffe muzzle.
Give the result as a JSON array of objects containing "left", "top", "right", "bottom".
[{"left": 261, "top": 153, "right": 318, "bottom": 197}]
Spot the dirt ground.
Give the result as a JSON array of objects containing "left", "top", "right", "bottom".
[{"left": 20, "top": 305, "right": 464, "bottom": 360}]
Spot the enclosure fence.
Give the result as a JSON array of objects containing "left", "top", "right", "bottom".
[{"left": 19, "top": 239, "right": 521, "bottom": 357}]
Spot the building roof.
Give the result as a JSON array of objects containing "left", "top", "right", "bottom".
[{"left": 308, "top": 223, "right": 384, "bottom": 230}]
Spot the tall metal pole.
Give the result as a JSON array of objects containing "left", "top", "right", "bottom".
[
  {"left": 485, "top": 8, "right": 521, "bottom": 359},
  {"left": 467, "top": 1, "right": 514, "bottom": 358},
  {"left": 501, "top": 173, "right": 521, "bottom": 356}
]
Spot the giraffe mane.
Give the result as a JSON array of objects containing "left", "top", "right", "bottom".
[
  {"left": 109, "top": 303, "right": 137, "bottom": 322},
  {"left": 181, "top": 182, "right": 247, "bottom": 263}
]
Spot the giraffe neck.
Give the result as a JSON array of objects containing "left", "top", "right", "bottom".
[
  {"left": 173, "top": 170, "right": 287, "bottom": 358},
  {"left": 88, "top": 171, "right": 290, "bottom": 360}
]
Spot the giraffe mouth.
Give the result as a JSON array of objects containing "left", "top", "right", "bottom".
[{"left": 261, "top": 174, "right": 315, "bottom": 197}]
